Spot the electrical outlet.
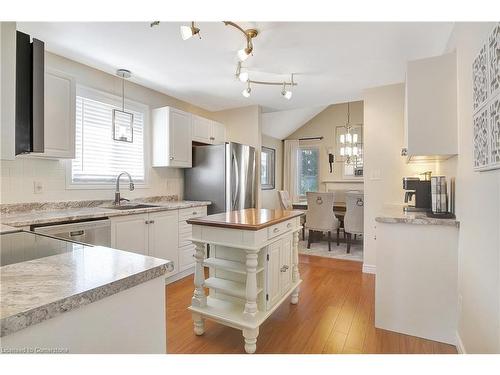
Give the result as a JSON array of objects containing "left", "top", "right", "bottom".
[{"left": 33, "top": 181, "right": 43, "bottom": 194}]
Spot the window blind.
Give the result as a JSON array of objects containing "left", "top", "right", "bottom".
[{"left": 71, "top": 95, "right": 145, "bottom": 184}]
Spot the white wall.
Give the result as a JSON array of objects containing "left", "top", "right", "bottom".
[
  {"left": 363, "top": 83, "right": 444, "bottom": 269},
  {"left": 444, "top": 22, "right": 499, "bottom": 353},
  {"left": 0, "top": 52, "right": 213, "bottom": 204},
  {"left": 261, "top": 134, "right": 283, "bottom": 209}
]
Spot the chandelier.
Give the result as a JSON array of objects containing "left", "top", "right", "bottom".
[{"left": 339, "top": 102, "right": 362, "bottom": 165}]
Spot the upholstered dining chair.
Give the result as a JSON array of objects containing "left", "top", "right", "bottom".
[
  {"left": 305, "top": 192, "right": 340, "bottom": 251},
  {"left": 278, "top": 190, "right": 306, "bottom": 239},
  {"left": 344, "top": 191, "right": 364, "bottom": 253}
]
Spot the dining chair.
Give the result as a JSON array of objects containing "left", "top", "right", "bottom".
[
  {"left": 305, "top": 192, "right": 340, "bottom": 251},
  {"left": 278, "top": 190, "right": 306, "bottom": 240},
  {"left": 344, "top": 191, "right": 364, "bottom": 253}
]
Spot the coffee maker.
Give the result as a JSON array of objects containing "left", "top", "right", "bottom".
[{"left": 402, "top": 176, "right": 431, "bottom": 212}]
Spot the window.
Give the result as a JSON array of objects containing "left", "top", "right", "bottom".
[
  {"left": 296, "top": 146, "right": 319, "bottom": 197},
  {"left": 261, "top": 147, "right": 275, "bottom": 190},
  {"left": 70, "top": 87, "right": 148, "bottom": 187}
]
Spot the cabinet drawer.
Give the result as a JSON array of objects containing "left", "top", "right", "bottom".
[
  {"left": 179, "top": 222, "right": 193, "bottom": 248},
  {"left": 267, "top": 220, "right": 294, "bottom": 240},
  {"left": 178, "top": 206, "right": 207, "bottom": 222},
  {"left": 179, "top": 244, "right": 196, "bottom": 270}
]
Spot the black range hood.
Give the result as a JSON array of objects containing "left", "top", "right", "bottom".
[{"left": 15, "top": 30, "right": 44, "bottom": 155}]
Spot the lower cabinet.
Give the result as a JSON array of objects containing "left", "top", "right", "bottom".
[
  {"left": 266, "top": 235, "right": 293, "bottom": 309},
  {"left": 110, "top": 206, "right": 208, "bottom": 281}
]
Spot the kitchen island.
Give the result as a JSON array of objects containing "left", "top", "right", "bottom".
[
  {"left": 187, "top": 208, "right": 303, "bottom": 354},
  {"left": 0, "top": 231, "right": 172, "bottom": 353}
]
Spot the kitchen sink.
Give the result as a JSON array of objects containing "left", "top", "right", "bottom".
[{"left": 106, "top": 204, "right": 159, "bottom": 210}]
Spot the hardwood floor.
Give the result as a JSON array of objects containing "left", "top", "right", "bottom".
[{"left": 166, "top": 254, "right": 457, "bottom": 354}]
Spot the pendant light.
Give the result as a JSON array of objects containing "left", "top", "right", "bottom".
[
  {"left": 112, "top": 69, "right": 134, "bottom": 143},
  {"left": 242, "top": 80, "right": 251, "bottom": 98},
  {"left": 180, "top": 22, "right": 200, "bottom": 40}
]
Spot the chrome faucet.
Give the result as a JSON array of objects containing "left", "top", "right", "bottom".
[{"left": 114, "top": 171, "right": 135, "bottom": 205}]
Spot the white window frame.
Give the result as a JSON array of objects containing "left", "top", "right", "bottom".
[
  {"left": 65, "top": 85, "right": 151, "bottom": 190},
  {"left": 296, "top": 144, "right": 320, "bottom": 199}
]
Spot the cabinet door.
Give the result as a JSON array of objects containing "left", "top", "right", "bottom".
[
  {"left": 30, "top": 69, "right": 76, "bottom": 159},
  {"left": 110, "top": 214, "right": 149, "bottom": 255},
  {"left": 169, "top": 108, "right": 192, "bottom": 167},
  {"left": 148, "top": 210, "right": 179, "bottom": 276},
  {"left": 192, "top": 115, "right": 212, "bottom": 144},
  {"left": 280, "top": 236, "right": 293, "bottom": 294},
  {"left": 266, "top": 240, "right": 282, "bottom": 309},
  {"left": 211, "top": 121, "right": 226, "bottom": 144}
]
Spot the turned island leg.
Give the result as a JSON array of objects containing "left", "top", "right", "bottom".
[
  {"left": 243, "top": 328, "right": 259, "bottom": 354},
  {"left": 191, "top": 241, "right": 207, "bottom": 335},
  {"left": 291, "top": 230, "right": 301, "bottom": 304},
  {"left": 243, "top": 249, "right": 259, "bottom": 319}
]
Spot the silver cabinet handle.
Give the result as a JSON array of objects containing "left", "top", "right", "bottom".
[
  {"left": 273, "top": 227, "right": 280, "bottom": 233},
  {"left": 145, "top": 220, "right": 149, "bottom": 224},
  {"left": 150, "top": 220, "right": 155, "bottom": 224},
  {"left": 70, "top": 230, "right": 85, "bottom": 237},
  {"left": 287, "top": 223, "right": 292, "bottom": 228},
  {"left": 169, "top": 156, "right": 174, "bottom": 160},
  {"left": 192, "top": 211, "right": 197, "bottom": 215},
  {"left": 280, "top": 265, "right": 289, "bottom": 272},
  {"left": 209, "top": 136, "right": 215, "bottom": 140}
]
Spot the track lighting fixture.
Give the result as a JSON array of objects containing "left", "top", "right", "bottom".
[
  {"left": 180, "top": 22, "right": 200, "bottom": 40},
  {"left": 242, "top": 81, "right": 251, "bottom": 98},
  {"left": 235, "top": 62, "right": 249, "bottom": 82},
  {"left": 223, "top": 21, "right": 258, "bottom": 61}
]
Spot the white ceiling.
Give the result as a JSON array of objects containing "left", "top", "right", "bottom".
[
  {"left": 18, "top": 22, "right": 453, "bottom": 113},
  {"left": 261, "top": 106, "right": 327, "bottom": 139}
]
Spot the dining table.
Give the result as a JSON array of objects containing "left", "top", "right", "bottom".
[{"left": 292, "top": 201, "right": 346, "bottom": 215}]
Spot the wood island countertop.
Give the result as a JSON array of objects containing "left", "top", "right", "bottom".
[{"left": 187, "top": 208, "right": 304, "bottom": 231}]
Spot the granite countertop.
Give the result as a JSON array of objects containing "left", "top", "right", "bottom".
[
  {"left": 0, "top": 242, "right": 173, "bottom": 337},
  {"left": 0, "top": 224, "right": 21, "bottom": 234},
  {"left": 375, "top": 208, "right": 459, "bottom": 227},
  {"left": 0, "top": 197, "right": 211, "bottom": 227},
  {"left": 187, "top": 208, "right": 303, "bottom": 231}
]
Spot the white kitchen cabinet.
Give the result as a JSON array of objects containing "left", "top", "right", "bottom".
[
  {"left": 403, "top": 51, "right": 457, "bottom": 161},
  {"left": 192, "top": 115, "right": 213, "bottom": 144},
  {"left": 177, "top": 206, "right": 207, "bottom": 272},
  {"left": 110, "top": 213, "right": 149, "bottom": 256},
  {"left": 152, "top": 106, "right": 192, "bottom": 168},
  {"left": 266, "top": 236, "right": 293, "bottom": 309},
  {"left": 29, "top": 69, "right": 76, "bottom": 159},
  {"left": 148, "top": 210, "right": 179, "bottom": 276},
  {"left": 192, "top": 115, "right": 226, "bottom": 145},
  {"left": 211, "top": 121, "right": 226, "bottom": 144}
]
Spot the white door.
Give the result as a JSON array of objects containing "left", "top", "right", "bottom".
[
  {"left": 192, "top": 115, "right": 212, "bottom": 144},
  {"left": 110, "top": 214, "right": 149, "bottom": 255},
  {"left": 211, "top": 121, "right": 226, "bottom": 144},
  {"left": 266, "top": 239, "right": 282, "bottom": 309},
  {"left": 169, "top": 108, "right": 192, "bottom": 167},
  {"left": 280, "top": 237, "right": 293, "bottom": 294},
  {"left": 30, "top": 69, "right": 76, "bottom": 159},
  {"left": 148, "top": 210, "right": 179, "bottom": 276}
]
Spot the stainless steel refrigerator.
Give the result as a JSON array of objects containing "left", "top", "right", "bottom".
[{"left": 184, "top": 142, "right": 257, "bottom": 215}]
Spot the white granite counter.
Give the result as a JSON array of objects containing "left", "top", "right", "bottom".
[
  {"left": 0, "top": 240, "right": 172, "bottom": 337},
  {"left": 375, "top": 208, "right": 459, "bottom": 227},
  {"left": 0, "top": 197, "right": 211, "bottom": 227},
  {"left": 0, "top": 224, "right": 21, "bottom": 234}
]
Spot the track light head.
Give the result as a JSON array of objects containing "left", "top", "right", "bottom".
[
  {"left": 281, "top": 82, "right": 292, "bottom": 100},
  {"left": 242, "top": 81, "right": 251, "bottom": 98},
  {"left": 180, "top": 22, "right": 200, "bottom": 40}
]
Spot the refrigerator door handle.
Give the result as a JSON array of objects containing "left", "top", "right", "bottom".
[{"left": 232, "top": 149, "right": 240, "bottom": 210}]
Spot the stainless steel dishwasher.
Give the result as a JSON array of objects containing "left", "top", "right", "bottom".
[{"left": 32, "top": 218, "right": 111, "bottom": 247}]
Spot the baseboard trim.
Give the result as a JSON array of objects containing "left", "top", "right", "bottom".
[
  {"left": 362, "top": 264, "right": 376, "bottom": 274},
  {"left": 165, "top": 267, "right": 194, "bottom": 285},
  {"left": 456, "top": 331, "right": 466, "bottom": 354}
]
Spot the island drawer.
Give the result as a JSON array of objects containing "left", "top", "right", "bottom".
[
  {"left": 179, "top": 206, "right": 207, "bottom": 222},
  {"left": 267, "top": 220, "right": 294, "bottom": 240}
]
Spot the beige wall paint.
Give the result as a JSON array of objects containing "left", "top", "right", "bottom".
[
  {"left": 363, "top": 83, "right": 444, "bottom": 269},
  {"left": 261, "top": 134, "right": 283, "bottom": 209},
  {"left": 442, "top": 22, "right": 499, "bottom": 354},
  {"left": 0, "top": 52, "right": 213, "bottom": 204},
  {"left": 286, "top": 101, "right": 364, "bottom": 192}
]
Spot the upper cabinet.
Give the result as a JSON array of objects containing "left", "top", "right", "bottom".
[
  {"left": 1, "top": 22, "right": 17, "bottom": 160},
  {"left": 192, "top": 114, "right": 226, "bottom": 145},
  {"left": 153, "top": 106, "right": 193, "bottom": 168},
  {"left": 29, "top": 69, "right": 76, "bottom": 159},
  {"left": 404, "top": 51, "right": 457, "bottom": 162}
]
